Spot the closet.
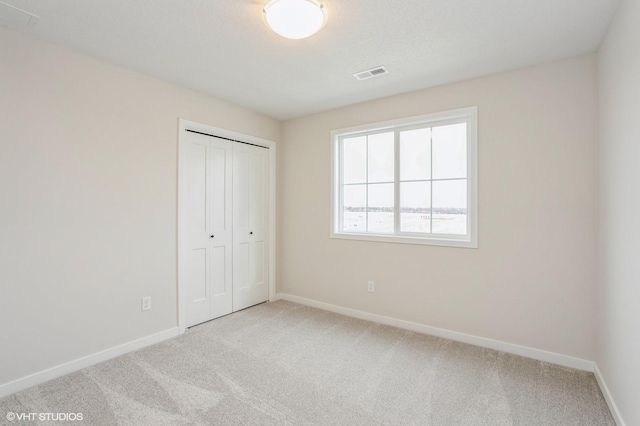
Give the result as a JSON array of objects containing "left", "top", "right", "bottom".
[{"left": 182, "top": 128, "right": 269, "bottom": 327}]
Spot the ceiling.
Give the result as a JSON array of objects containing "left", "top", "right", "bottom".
[{"left": 0, "top": 0, "right": 619, "bottom": 120}]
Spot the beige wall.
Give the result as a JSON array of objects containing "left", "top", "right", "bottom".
[
  {"left": 597, "top": 0, "right": 640, "bottom": 424},
  {"left": 279, "top": 55, "right": 599, "bottom": 360},
  {"left": 0, "top": 28, "right": 280, "bottom": 386}
]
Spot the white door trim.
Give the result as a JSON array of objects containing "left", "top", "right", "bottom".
[{"left": 177, "top": 118, "right": 277, "bottom": 334}]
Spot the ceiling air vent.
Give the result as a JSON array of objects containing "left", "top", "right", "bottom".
[{"left": 353, "top": 66, "right": 388, "bottom": 81}]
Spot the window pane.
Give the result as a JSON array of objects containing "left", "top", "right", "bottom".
[
  {"left": 432, "top": 123, "right": 467, "bottom": 180},
  {"left": 368, "top": 132, "right": 394, "bottom": 183},
  {"left": 342, "top": 184, "right": 366, "bottom": 232},
  {"left": 400, "top": 181, "right": 431, "bottom": 233},
  {"left": 343, "top": 136, "right": 367, "bottom": 184},
  {"left": 400, "top": 128, "right": 431, "bottom": 181},
  {"left": 368, "top": 183, "right": 394, "bottom": 234},
  {"left": 432, "top": 180, "right": 467, "bottom": 235}
]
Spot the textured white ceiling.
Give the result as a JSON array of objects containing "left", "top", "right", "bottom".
[{"left": 1, "top": 0, "right": 618, "bottom": 120}]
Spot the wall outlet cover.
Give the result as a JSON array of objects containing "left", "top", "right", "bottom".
[{"left": 141, "top": 296, "right": 152, "bottom": 311}]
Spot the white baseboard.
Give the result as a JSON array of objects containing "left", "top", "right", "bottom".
[
  {"left": 277, "top": 293, "right": 594, "bottom": 372},
  {"left": 593, "top": 363, "right": 626, "bottom": 426},
  {"left": 269, "top": 293, "right": 282, "bottom": 302},
  {"left": 0, "top": 327, "right": 181, "bottom": 399}
]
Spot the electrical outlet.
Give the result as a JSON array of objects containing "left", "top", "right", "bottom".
[
  {"left": 141, "top": 296, "right": 152, "bottom": 311},
  {"left": 367, "top": 281, "right": 375, "bottom": 292}
]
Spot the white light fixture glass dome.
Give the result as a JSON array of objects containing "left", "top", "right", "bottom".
[{"left": 263, "top": 0, "right": 328, "bottom": 40}]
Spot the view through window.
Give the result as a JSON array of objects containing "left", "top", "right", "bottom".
[{"left": 332, "top": 107, "right": 477, "bottom": 248}]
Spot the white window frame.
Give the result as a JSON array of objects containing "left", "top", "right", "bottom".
[{"left": 330, "top": 106, "right": 478, "bottom": 248}]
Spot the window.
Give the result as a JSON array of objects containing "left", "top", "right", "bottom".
[{"left": 331, "top": 107, "right": 477, "bottom": 248}]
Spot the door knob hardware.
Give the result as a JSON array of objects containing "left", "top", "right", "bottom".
[
  {"left": 210, "top": 235, "right": 215, "bottom": 238},
  {"left": 249, "top": 231, "right": 253, "bottom": 235}
]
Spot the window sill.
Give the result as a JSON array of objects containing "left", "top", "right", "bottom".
[{"left": 330, "top": 231, "right": 478, "bottom": 249}]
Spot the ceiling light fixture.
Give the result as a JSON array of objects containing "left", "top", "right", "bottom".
[{"left": 263, "top": 0, "right": 328, "bottom": 40}]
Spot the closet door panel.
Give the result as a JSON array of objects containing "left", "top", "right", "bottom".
[
  {"left": 233, "top": 144, "right": 268, "bottom": 311},
  {"left": 233, "top": 146, "right": 252, "bottom": 309},
  {"left": 249, "top": 150, "right": 267, "bottom": 289},
  {"left": 184, "top": 135, "right": 212, "bottom": 327},
  {"left": 207, "top": 138, "right": 233, "bottom": 319},
  {"left": 184, "top": 132, "right": 233, "bottom": 327}
]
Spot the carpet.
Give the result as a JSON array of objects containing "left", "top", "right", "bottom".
[{"left": 0, "top": 300, "right": 614, "bottom": 425}]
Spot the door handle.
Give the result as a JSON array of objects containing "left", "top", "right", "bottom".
[
  {"left": 249, "top": 231, "right": 253, "bottom": 235},
  {"left": 210, "top": 235, "right": 215, "bottom": 238}
]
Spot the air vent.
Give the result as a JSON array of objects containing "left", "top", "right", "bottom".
[
  {"left": 353, "top": 66, "right": 389, "bottom": 81},
  {"left": 0, "top": 1, "right": 39, "bottom": 30}
]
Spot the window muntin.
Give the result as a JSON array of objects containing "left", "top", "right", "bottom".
[{"left": 332, "top": 107, "right": 477, "bottom": 248}]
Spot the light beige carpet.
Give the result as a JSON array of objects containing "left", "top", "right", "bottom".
[{"left": 0, "top": 300, "right": 614, "bottom": 425}]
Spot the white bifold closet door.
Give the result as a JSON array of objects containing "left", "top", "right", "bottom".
[
  {"left": 183, "top": 131, "right": 268, "bottom": 327},
  {"left": 232, "top": 142, "right": 269, "bottom": 311}
]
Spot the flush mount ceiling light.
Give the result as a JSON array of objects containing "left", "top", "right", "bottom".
[{"left": 263, "top": 0, "right": 328, "bottom": 40}]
